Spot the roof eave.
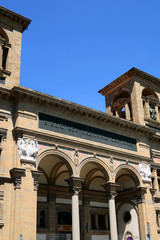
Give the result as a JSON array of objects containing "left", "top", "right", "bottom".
[{"left": 0, "top": 6, "right": 31, "bottom": 32}]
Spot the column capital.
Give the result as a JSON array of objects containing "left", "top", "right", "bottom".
[
  {"left": 31, "top": 170, "right": 42, "bottom": 191},
  {"left": 10, "top": 168, "right": 25, "bottom": 189},
  {"left": 107, "top": 191, "right": 117, "bottom": 200},
  {"left": 135, "top": 186, "right": 147, "bottom": 204},
  {"left": 65, "top": 177, "right": 84, "bottom": 195}
]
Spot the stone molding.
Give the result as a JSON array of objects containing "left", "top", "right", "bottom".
[
  {"left": 6, "top": 85, "right": 160, "bottom": 139},
  {"left": 10, "top": 168, "right": 25, "bottom": 189},
  {"left": 0, "top": 177, "right": 12, "bottom": 185}
]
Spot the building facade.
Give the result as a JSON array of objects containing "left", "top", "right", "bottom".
[{"left": 0, "top": 6, "right": 160, "bottom": 240}]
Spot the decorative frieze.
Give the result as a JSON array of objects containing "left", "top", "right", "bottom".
[
  {"left": 139, "top": 163, "right": 151, "bottom": 182},
  {"left": 39, "top": 112, "right": 137, "bottom": 151},
  {"left": 17, "top": 137, "right": 38, "bottom": 165}
]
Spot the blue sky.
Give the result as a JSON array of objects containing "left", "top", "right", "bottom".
[{"left": 1, "top": 1, "right": 160, "bottom": 111}]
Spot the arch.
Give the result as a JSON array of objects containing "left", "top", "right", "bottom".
[
  {"left": 142, "top": 87, "right": 158, "bottom": 99},
  {"left": 0, "top": 27, "right": 9, "bottom": 43},
  {"left": 114, "top": 164, "right": 142, "bottom": 187},
  {"left": 49, "top": 162, "right": 64, "bottom": 184},
  {"left": 36, "top": 148, "right": 75, "bottom": 176},
  {"left": 117, "top": 201, "right": 140, "bottom": 240},
  {"left": 112, "top": 90, "right": 132, "bottom": 120},
  {"left": 113, "top": 90, "right": 130, "bottom": 103},
  {"left": 38, "top": 166, "right": 49, "bottom": 185},
  {"left": 78, "top": 156, "right": 112, "bottom": 181},
  {"left": 116, "top": 200, "right": 138, "bottom": 214}
]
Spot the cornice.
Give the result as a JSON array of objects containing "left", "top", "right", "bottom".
[
  {"left": 99, "top": 67, "right": 160, "bottom": 95},
  {"left": 1, "top": 85, "right": 160, "bottom": 139},
  {"left": 0, "top": 6, "right": 31, "bottom": 32}
]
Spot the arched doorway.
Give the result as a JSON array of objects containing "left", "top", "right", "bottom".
[
  {"left": 115, "top": 166, "right": 141, "bottom": 240},
  {"left": 79, "top": 158, "right": 111, "bottom": 240},
  {"left": 36, "top": 149, "right": 74, "bottom": 240}
]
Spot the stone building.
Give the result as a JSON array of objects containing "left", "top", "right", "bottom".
[{"left": 0, "top": 5, "right": 160, "bottom": 240}]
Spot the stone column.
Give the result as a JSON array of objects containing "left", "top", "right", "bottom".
[
  {"left": 125, "top": 102, "right": 131, "bottom": 120},
  {"left": 144, "top": 101, "right": 150, "bottom": 119},
  {"left": 103, "top": 182, "right": 119, "bottom": 240},
  {"left": 66, "top": 177, "right": 84, "bottom": 240},
  {"left": 136, "top": 187, "right": 148, "bottom": 240},
  {"left": 131, "top": 81, "right": 144, "bottom": 125},
  {"left": 153, "top": 168, "right": 159, "bottom": 193},
  {"left": 108, "top": 192, "right": 118, "bottom": 240},
  {"left": 155, "top": 105, "right": 159, "bottom": 121}
]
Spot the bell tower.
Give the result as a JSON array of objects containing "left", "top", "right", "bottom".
[
  {"left": 99, "top": 68, "right": 160, "bottom": 127},
  {"left": 0, "top": 6, "right": 31, "bottom": 87}
]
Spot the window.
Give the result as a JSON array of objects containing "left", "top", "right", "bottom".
[
  {"left": 0, "top": 77, "right": 5, "bottom": 84},
  {"left": 91, "top": 214, "right": 96, "bottom": 229},
  {"left": 2, "top": 46, "right": 8, "bottom": 70},
  {"left": 91, "top": 213, "right": 107, "bottom": 230},
  {"left": 40, "top": 210, "right": 45, "bottom": 227},
  {"left": 158, "top": 179, "right": 160, "bottom": 194},
  {"left": 58, "top": 212, "right": 72, "bottom": 225},
  {"left": 123, "top": 211, "right": 131, "bottom": 223},
  {"left": 111, "top": 90, "right": 132, "bottom": 120},
  {"left": 142, "top": 88, "right": 159, "bottom": 121},
  {"left": 98, "top": 215, "right": 105, "bottom": 230}
]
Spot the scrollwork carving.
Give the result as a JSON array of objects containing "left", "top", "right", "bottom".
[
  {"left": 107, "top": 191, "right": 117, "bottom": 200},
  {"left": 72, "top": 186, "right": 81, "bottom": 195}
]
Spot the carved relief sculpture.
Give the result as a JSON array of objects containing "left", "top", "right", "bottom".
[
  {"left": 17, "top": 138, "right": 38, "bottom": 162},
  {"left": 139, "top": 163, "right": 151, "bottom": 182}
]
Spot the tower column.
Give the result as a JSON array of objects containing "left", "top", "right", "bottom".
[{"left": 125, "top": 102, "right": 131, "bottom": 120}]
